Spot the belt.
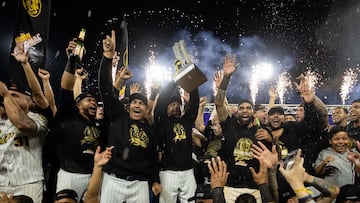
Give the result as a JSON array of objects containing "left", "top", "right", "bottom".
[{"left": 109, "top": 173, "right": 148, "bottom": 181}]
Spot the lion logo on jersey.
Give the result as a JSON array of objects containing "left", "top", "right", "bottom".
[
  {"left": 23, "top": 0, "right": 42, "bottom": 17},
  {"left": 129, "top": 124, "right": 148, "bottom": 148},
  {"left": 233, "top": 137, "right": 254, "bottom": 166},
  {"left": 80, "top": 126, "right": 100, "bottom": 146},
  {"left": 173, "top": 123, "right": 186, "bottom": 142}
]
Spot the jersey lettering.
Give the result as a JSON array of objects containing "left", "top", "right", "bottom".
[
  {"left": 0, "top": 132, "right": 16, "bottom": 145},
  {"left": 14, "top": 136, "right": 29, "bottom": 147}
]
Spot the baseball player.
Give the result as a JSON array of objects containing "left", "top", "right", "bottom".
[
  {"left": 0, "top": 81, "right": 48, "bottom": 203},
  {"left": 52, "top": 38, "right": 102, "bottom": 198},
  {"left": 154, "top": 81, "right": 200, "bottom": 203},
  {"left": 98, "top": 30, "right": 161, "bottom": 202}
]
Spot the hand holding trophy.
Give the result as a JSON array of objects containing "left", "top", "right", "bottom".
[{"left": 172, "top": 40, "right": 207, "bottom": 92}]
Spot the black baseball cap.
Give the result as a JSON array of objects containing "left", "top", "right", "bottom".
[
  {"left": 55, "top": 189, "right": 78, "bottom": 202},
  {"left": 335, "top": 184, "right": 360, "bottom": 203},
  {"left": 75, "top": 93, "right": 95, "bottom": 104},
  {"left": 129, "top": 93, "right": 148, "bottom": 106},
  {"left": 268, "top": 106, "right": 285, "bottom": 115},
  {"left": 8, "top": 82, "right": 32, "bottom": 97},
  {"left": 254, "top": 104, "right": 266, "bottom": 111}
]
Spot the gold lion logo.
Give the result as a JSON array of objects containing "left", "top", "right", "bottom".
[
  {"left": 23, "top": 0, "right": 42, "bottom": 17},
  {"left": 173, "top": 123, "right": 186, "bottom": 142},
  {"left": 233, "top": 138, "right": 254, "bottom": 165}
]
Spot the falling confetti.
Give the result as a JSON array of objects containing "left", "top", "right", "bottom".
[
  {"left": 303, "top": 69, "right": 321, "bottom": 93},
  {"left": 3, "top": 1, "right": 360, "bottom": 105}
]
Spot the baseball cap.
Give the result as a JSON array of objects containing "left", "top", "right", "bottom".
[
  {"left": 254, "top": 104, "right": 266, "bottom": 111},
  {"left": 188, "top": 184, "right": 212, "bottom": 201},
  {"left": 75, "top": 92, "right": 95, "bottom": 104},
  {"left": 129, "top": 93, "right": 148, "bottom": 106},
  {"left": 168, "top": 91, "right": 182, "bottom": 105},
  {"left": 55, "top": 189, "right": 78, "bottom": 202},
  {"left": 8, "top": 82, "right": 32, "bottom": 97},
  {"left": 335, "top": 184, "right": 360, "bottom": 203},
  {"left": 268, "top": 106, "right": 285, "bottom": 115}
]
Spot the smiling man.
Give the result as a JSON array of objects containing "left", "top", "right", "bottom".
[
  {"left": 51, "top": 39, "right": 102, "bottom": 199},
  {"left": 97, "top": 30, "right": 161, "bottom": 202},
  {"left": 214, "top": 54, "right": 273, "bottom": 202}
]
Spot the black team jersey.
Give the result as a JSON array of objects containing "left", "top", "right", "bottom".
[
  {"left": 154, "top": 81, "right": 199, "bottom": 171},
  {"left": 219, "top": 116, "right": 261, "bottom": 189},
  {"left": 52, "top": 89, "right": 101, "bottom": 174},
  {"left": 98, "top": 57, "right": 159, "bottom": 184}
]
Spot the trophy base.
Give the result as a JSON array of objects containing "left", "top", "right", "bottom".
[{"left": 174, "top": 64, "right": 207, "bottom": 92}]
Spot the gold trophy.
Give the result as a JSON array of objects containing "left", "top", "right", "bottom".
[{"left": 172, "top": 40, "right": 207, "bottom": 92}]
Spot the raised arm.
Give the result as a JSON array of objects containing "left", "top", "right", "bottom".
[
  {"left": 214, "top": 54, "right": 238, "bottom": 122},
  {"left": 61, "top": 39, "right": 81, "bottom": 90},
  {"left": 312, "top": 95, "right": 329, "bottom": 129},
  {"left": 279, "top": 149, "right": 316, "bottom": 203},
  {"left": 268, "top": 86, "right": 277, "bottom": 110},
  {"left": 112, "top": 54, "right": 124, "bottom": 91},
  {"left": 38, "top": 68, "right": 57, "bottom": 116},
  {"left": 294, "top": 74, "right": 328, "bottom": 128},
  {"left": 348, "top": 140, "right": 360, "bottom": 175},
  {"left": 12, "top": 43, "right": 49, "bottom": 109},
  {"left": 85, "top": 146, "right": 114, "bottom": 203},
  {"left": 213, "top": 70, "right": 233, "bottom": 117},
  {"left": 147, "top": 83, "right": 160, "bottom": 125},
  {"left": 207, "top": 156, "right": 229, "bottom": 203},
  {"left": 194, "top": 96, "right": 207, "bottom": 133},
  {"left": 304, "top": 173, "right": 339, "bottom": 202},
  {"left": 73, "top": 68, "right": 88, "bottom": 100},
  {"left": 98, "top": 30, "right": 132, "bottom": 121},
  {"left": 0, "top": 81, "right": 37, "bottom": 131},
  {"left": 251, "top": 141, "right": 279, "bottom": 202}
]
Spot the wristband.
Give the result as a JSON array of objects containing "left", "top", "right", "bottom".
[
  {"left": 294, "top": 188, "right": 312, "bottom": 195},
  {"left": 64, "top": 56, "right": 77, "bottom": 74},
  {"left": 298, "top": 194, "right": 314, "bottom": 203}
]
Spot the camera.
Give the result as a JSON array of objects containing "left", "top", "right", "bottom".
[{"left": 283, "top": 149, "right": 299, "bottom": 170}]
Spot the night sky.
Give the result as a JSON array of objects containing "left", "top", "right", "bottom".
[{"left": 1, "top": 0, "right": 360, "bottom": 105}]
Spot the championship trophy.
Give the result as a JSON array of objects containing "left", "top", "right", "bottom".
[{"left": 172, "top": 40, "right": 207, "bottom": 92}]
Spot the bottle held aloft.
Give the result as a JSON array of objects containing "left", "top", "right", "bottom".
[{"left": 72, "top": 28, "right": 86, "bottom": 61}]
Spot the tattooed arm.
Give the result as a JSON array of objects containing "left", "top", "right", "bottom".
[{"left": 304, "top": 172, "right": 339, "bottom": 202}]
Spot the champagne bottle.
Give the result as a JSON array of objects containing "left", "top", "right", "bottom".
[
  {"left": 255, "top": 117, "right": 262, "bottom": 129},
  {"left": 73, "top": 28, "right": 86, "bottom": 61}
]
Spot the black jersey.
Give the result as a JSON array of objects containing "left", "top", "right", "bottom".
[
  {"left": 220, "top": 116, "right": 261, "bottom": 189},
  {"left": 98, "top": 57, "right": 159, "bottom": 184},
  {"left": 52, "top": 89, "right": 101, "bottom": 174},
  {"left": 154, "top": 81, "right": 199, "bottom": 171}
]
